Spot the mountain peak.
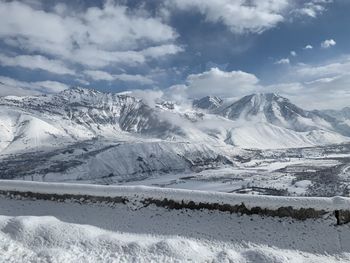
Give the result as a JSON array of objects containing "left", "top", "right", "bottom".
[
  {"left": 247, "top": 93, "right": 287, "bottom": 102},
  {"left": 59, "top": 86, "right": 101, "bottom": 96},
  {"left": 214, "top": 92, "right": 310, "bottom": 131},
  {"left": 230, "top": 93, "right": 290, "bottom": 111}
]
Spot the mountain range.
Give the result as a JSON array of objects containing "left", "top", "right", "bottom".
[{"left": 0, "top": 87, "right": 349, "bottom": 181}]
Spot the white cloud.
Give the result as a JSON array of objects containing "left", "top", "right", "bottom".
[
  {"left": 264, "top": 77, "right": 350, "bottom": 110},
  {"left": 304, "top": 76, "right": 338, "bottom": 85},
  {"left": 75, "top": 78, "right": 90, "bottom": 86},
  {"left": 321, "top": 39, "right": 336, "bottom": 49},
  {"left": 164, "top": 84, "right": 190, "bottom": 104},
  {"left": 71, "top": 49, "right": 146, "bottom": 69},
  {"left": 0, "top": 54, "right": 75, "bottom": 75},
  {"left": 113, "top": 74, "right": 154, "bottom": 85},
  {"left": 84, "top": 70, "right": 115, "bottom": 81},
  {"left": 0, "top": 76, "right": 68, "bottom": 96},
  {"left": 84, "top": 70, "right": 154, "bottom": 85},
  {"left": 0, "top": 1, "right": 181, "bottom": 69},
  {"left": 290, "top": 51, "right": 297, "bottom": 57},
  {"left": 275, "top": 58, "right": 290, "bottom": 65},
  {"left": 34, "top": 80, "right": 69, "bottom": 93},
  {"left": 183, "top": 67, "right": 259, "bottom": 98},
  {"left": 304, "top": 45, "right": 313, "bottom": 50},
  {"left": 166, "top": 0, "right": 331, "bottom": 34},
  {"left": 141, "top": 44, "right": 183, "bottom": 59},
  {"left": 294, "top": 56, "right": 350, "bottom": 79},
  {"left": 124, "top": 89, "right": 164, "bottom": 107},
  {"left": 297, "top": 1, "right": 329, "bottom": 18},
  {"left": 265, "top": 55, "right": 350, "bottom": 109},
  {"left": 167, "top": 0, "right": 288, "bottom": 34}
]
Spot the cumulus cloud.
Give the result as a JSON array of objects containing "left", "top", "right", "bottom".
[
  {"left": 84, "top": 70, "right": 115, "bottom": 81},
  {"left": 266, "top": 55, "right": 350, "bottom": 109},
  {"left": 163, "top": 84, "right": 190, "bottom": 104},
  {"left": 0, "top": 54, "right": 75, "bottom": 75},
  {"left": 141, "top": 44, "right": 183, "bottom": 58},
  {"left": 0, "top": 1, "right": 181, "bottom": 69},
  {"left": 0, "top": 76, "right": 68, "bottom": 96},
  {"left": 166, "top": 0, "right": 331, "bottom": 34},
  {"left": 179, "top": 68, "right": 259, "bottom": 98},
  {"left": 296, "top": 0, "right": 330, "bottom": 18},
  {"left": 321, "top": 39, "right": 336, "bottom": 48},
  {"left": 290, "top": 51, "right": 297, "bottom": 57},
  {"left": 124, "top": 89, "right": 164, "bottom": 107},
  {"left": 304, "top": 45, "right": 313, "bottom": 50},
  {"left": 275, "top": 58, "right": 290, "bottom": 65},
  {"left": 113, "top": 74, "right": 154, "bottom": 85},
  {"left": 84, "top": 70, "right": 154, "bottom": 85},
  {"left": 264, "top": 77, "right": 350, "bottom": 110},
  {"left": 166, "top": 0, "right": 288, "bottom": 34}
]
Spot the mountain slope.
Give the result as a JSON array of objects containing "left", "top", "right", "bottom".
[
  {"left": 193, "top": 96, "right": 223, "bottom": 110},
  {"left": 0, "top": 88, "right": 187, "bottom": 153},
  {"left": 323, "top": 107, "right": 350, "bottom": 121},
  {"left": 209, "top": 93, "right": 349, "bottom": 148},
  {"left": 214, "top": 93, "right": 330, "bottom": 131},
  {"left": 224, "top": 122, "right": 347, "bottom": 149}
]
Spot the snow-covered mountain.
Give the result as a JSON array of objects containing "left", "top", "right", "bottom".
[
  {"left": 323, "top": 107, "right": 350, "bottom": 121},
  {"left": 1, "top": 88, "right": 349, "bottom": 152},
  {"left": 193, "top": 96, "right": 223, "bottom": 110},
  {"left": 214, "top": 93, "right": 335, "bottom": 132},
  {"left": 206, "top": 93, "right": 348, "bottom": 148},
  {"left": 0, "top": 88, "right": 349, "bottom": 181},
  {"left": 317, "top": 107, "right": 350, "bottom": 135},
  {"left": 0, "top": 87, "right": 184, "bottom": 153}
]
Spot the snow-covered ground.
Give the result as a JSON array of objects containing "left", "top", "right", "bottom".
[
  {"left": 1, "top": 215, "right": 349, "bottom": 263},
  {"left": 1, "top": 193, "right": 350, "bottom": 262},
  {"left": 0, "top": 181, "right": 350, "bottom": 262}
]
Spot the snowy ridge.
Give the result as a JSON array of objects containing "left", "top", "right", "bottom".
[{"left": 1, "top": 180, "right": 350, "bottom": 212}]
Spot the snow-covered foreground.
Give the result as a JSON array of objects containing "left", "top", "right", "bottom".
[
  {"left": 0, "top": 215, "right": 349, "bottom": 263},
  {"left": 0, "top": 183, "right": 350, "bottom": 262}
]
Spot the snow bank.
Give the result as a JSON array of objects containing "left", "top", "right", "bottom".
[
  {"left": 0, "top": 180, "right": 350, "bottom": 212},
  {"left": 1, "top": 215, "right": 348, "bottom": 263}
]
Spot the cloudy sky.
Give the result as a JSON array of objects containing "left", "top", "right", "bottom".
[{"left": 0, "top": 0, "right": 349, "bottom": 109}]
